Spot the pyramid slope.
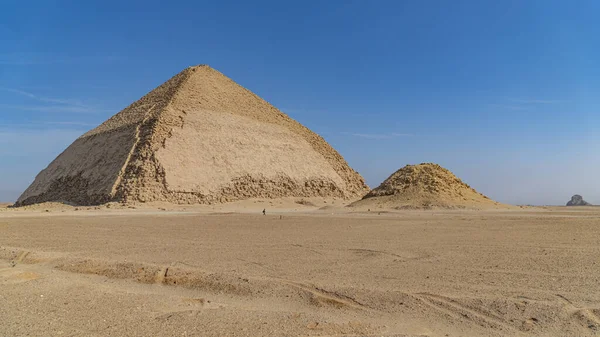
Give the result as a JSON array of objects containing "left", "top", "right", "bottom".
[
  {"left": 16, "top": 70, "right": 190, "bottom": 206},
  {"left": 16, "top": 66, "right": 368, "bottom": 206},
  {"left": 350, "top": 163, "right": 506, "bottom": 210}
]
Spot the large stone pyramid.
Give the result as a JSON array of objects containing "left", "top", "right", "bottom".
[{"left": 16, "top": 65, "right": 368, "bottom": 206}]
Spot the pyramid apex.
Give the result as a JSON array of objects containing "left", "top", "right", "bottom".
[
  {"left": 188, "top": 64, "right": 213, "bottom": 70},
  {"left": 183, "top": 64, "right": 225, "bottom": 76}
]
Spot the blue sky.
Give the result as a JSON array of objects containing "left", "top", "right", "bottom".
[{"left": 1, "top": 0, "right": 598, "bottom": 205}]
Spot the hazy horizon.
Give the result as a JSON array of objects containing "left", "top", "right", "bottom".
[{"left": 1, "top": 123, "right": 596, "bottom": 206}]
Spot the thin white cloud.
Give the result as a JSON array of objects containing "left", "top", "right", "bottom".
[
  {"left": 0, "top": 120, "right": 97, "bottom": 131},
  {"left": 0, "top": 52, "right": 121, "bottom": 65},
  {"left": 0, "top": 104, "right": 109, "bottom": 114},
  {"left": 487, "top": 98, "right": 563, "bottom": 112},
  {"left": 488, "top": 104, "right": 529, "bottom": 111},
  {"left": 342, "top": 132, "right": 412, "bottom": 140},
  {"left": 0, "top": 87, "right": 86, "bottom": 106},
  {"left": 509, "top": 98, "right": 563, "bottom": 104},
  {"left": 0, "top": 87, "right": 110, "bottom": 114},
  {"left": 42, "top": 121, "right": 97, "bottom": 126},
  {"left": 282, "top": 108, "right": 389, "bottom": 119}
]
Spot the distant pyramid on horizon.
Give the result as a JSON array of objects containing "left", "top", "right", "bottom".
[
  {"left": 16, "top": 65, "right": 368, "bottom": 206},
  {"left": 566, "top": 195, "right": 591, "bottom": 206}
]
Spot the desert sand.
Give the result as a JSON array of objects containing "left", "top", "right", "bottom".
[{"left": 2, "top": 202, "right": 600, "bottom": 336}]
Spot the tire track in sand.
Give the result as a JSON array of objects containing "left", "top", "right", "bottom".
[{"left": 414, "top": 292, "right": 520, "bottom": 334}]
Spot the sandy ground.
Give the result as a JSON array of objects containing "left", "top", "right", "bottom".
[{"left": 1, "top": 203, "right": 600, "bottom": 336}]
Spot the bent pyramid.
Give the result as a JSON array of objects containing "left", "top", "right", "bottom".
[
  {"left": 16, "top": 65, "right": 368, "bottom": 206},
  {"left": 351, "top": 163, "right": 504, "bottom": 209}
]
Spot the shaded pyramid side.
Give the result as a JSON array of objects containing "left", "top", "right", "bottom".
[{"left": 15, "top": 69, "right": 192, "bottom": 206}]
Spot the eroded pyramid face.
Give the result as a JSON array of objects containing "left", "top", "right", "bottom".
[{"left": 17, "top": 66, "right": 368, "bottom": 206}]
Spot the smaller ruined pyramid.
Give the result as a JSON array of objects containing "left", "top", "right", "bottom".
[
  {"left": 16, "top": 65, "right": 368, "bottom": 206},
  {"left": 351, "top": 163, "right": 504, "bottom": 209}
]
